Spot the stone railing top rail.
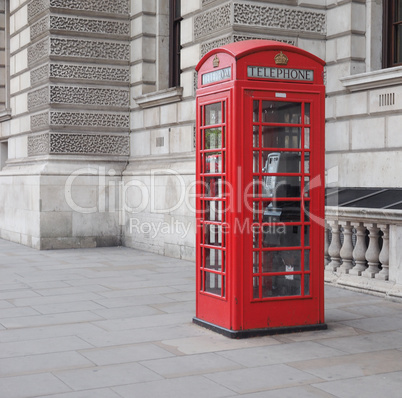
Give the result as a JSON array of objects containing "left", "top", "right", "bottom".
[{"left": 326, "top": 206, "right": 402, "bottom": 225}]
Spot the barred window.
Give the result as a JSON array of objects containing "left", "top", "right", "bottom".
[
  {"left": 384, "top": 0, "right": 402, "bottom": 67},
  {"left": 169, "top": 0, "right": 182, "bottom": 87}
]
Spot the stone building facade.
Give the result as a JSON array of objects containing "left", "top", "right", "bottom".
[{"left": 0, "top": 0, "right": 402, "bottom": 295}]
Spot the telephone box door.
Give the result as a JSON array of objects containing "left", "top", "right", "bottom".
[
  {"left": 196, "top": 91, "right": 232, "bottom": 329},
  {"left": 243, "top": 89, "right": 324, "bottom": 330}
]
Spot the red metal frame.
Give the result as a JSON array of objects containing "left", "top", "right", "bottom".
[{"left": 194, "top": 40, "right": 326, "bottom": 336}]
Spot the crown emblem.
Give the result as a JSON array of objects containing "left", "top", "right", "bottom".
[
  {"left": 274, "top": 51, "right": 289, "bottom": 66},
  {"left": 213, "top": 55, "right": 220, "bottom": 68}
]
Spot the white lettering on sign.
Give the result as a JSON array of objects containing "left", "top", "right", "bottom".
[
  {"left": 247, "top": 66, "right": 314, "bottom": 82},
  {"left": 202, "top": 67, "right": 231, "bottom": 85}
]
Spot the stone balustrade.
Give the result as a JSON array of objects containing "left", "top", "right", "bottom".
[{"left": 325, "top": 206, "right": 402, "bottom": 299}]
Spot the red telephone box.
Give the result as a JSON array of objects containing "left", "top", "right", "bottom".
[{"left": 194, "top": 40, "right": 326, "bottom": 337}]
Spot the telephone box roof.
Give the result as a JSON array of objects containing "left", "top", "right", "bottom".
[{"left": 196, "top": 39, "right": 325, "bottom": 71}]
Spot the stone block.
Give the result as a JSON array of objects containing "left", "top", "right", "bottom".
[
  {"left": 142, "top": 36, "right": 156, "bottom": 62},
  {"left": 72, "top": 212, "right": 120, "bottom": 237},
  {"left": 20, "top": 27, "right": 30, "bottom": 47},
  {"left": 326, "top": 121, "right": 350, "bottom": 152},
  {"left": 325, "top": 96, "right": 336, "bottom": 120},
  {"left": 389, "top": 225, "right": 402, "bottom": 284},
  {"left": 14, "top": 92, "right": 28, "bottom": 115},
  {"left": 14, "top": 6, "right": 28, "bottom": 32},
  {"left": 160, "top": 103, "right": 178, "bottom": 126},
  {"left": 10, "top": 76, "right": 19, "bottom": 94},
  {"left": 181, "top": 17, "right": 193, "bottom": 46},
  {"left": 180, "top": 45, "right": 200, "bottom": 70},
  {"left": 40, "top": 212, "right": 73, "bottom": 238},
  {"left": 327, "top": 3, "right": 352, "bottom": 37},
  {"left": 369, "top": 86, "right": 401, "bottom": 114},
  {"left": 351, "top": 34, "right": 366, "bottom": 59},
  {"left": 182, "top": 0, "right": 201, "bottom": 16},
  {"left": 178, "top": 100, "right": 196, "bottom": 123},
  {"left": 386, "top": 114, "right": 402, "bottom": 148},
  {"left": 181, "top": 70, "right": 196, "bottom": 98},
  {"left": 298, "top": 39, "right": 325, "bottom": 60},
  {"left": 350, "top": 117, "right": 384, "bottom": 150},
  {"left": 131, "top": 131, "right": 150, "bottom": 157},
  {"left": 15, "top": 135, "right": 27, "bottom": 158},
  {"left": 298, "top": 0, "right": 326, "bottom": 7},
  {"left": 170, "top": 125, "right": 194, "bottom": 153},
  {"left": 131, "top": 110, "right": 143, "bottom": 130},
  {"left": 19, "top": 71, "right": 30, "bottom": 91},
  {"left": 335, "top": 92, "right": 368, "bottom": 118},
  {"left": 151, "top": 129, "right": 169, "bottom": 155},
  {"left": 351, "top": 2, "right": 366, "bottom": 33},
  {"left": 144, "top": 107, "right": 160, "bottom": 128},
  {"left": 10, "top": 34, "right": 19, "bottom": 54},
  {"left": 332, "top": 151, "right": 402, "bottom": 187},
  {"left": 15, "top": 49, "right": 28, "bottom": 74}
]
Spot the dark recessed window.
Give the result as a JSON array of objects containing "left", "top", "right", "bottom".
[
  {"left": 384, "top": 0, "right": 402, "bottom": 67},
  {"left": 169, "top": 0, "right": 182, "bottom": 87}
]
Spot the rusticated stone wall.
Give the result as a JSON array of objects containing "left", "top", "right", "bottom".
[{"left": 27, "top": 0, "right": 130, "bottom": 157}]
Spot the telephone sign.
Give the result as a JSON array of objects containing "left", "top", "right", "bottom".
[{"left": 194, "top": 40, "right": 326, "bottom": 338}]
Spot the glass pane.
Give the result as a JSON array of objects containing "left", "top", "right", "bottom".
[
  {"left": 303, "top": 201, "right": 310, "bottom": 222},
  {"left": 253, "top": 277, "right": 260, "bottom": 299},
  {"left": 396, "top": 25, "right": 402, "bottom": 64},
  {"left": 253, "top": 201, "right": 260, "bottom": 222},
  {"left": 253, "top": 151, "right": 259, "bottom": 173},
  {"left": 205, "top": 152, "right": 223, "bottom": 174},
  {"left": 304, "top": 155, "right": 310, "bottom": 174},
  {"left": 253, "top": 125, "right": 259, "bottom": 147},
  {"left": 304, "top": 250, "right": 310, "bottom": 271},
  {"left": 253, "top": 225, "right": 260, "bottom": 248},
  {"left": 204, "top": 272, "right": 222, "bottom": 295},
  {"left": 262, "top": 250, "right": 301, "bottom": 273},
  {"left": 304, "top": 225, "right": 310, "bottom": 246},
  {"left": 253, "top": 100, "right": 259, "bottom": 122},
  {"left": 205, "top": 103, "right": 222, "bottom": 126},
  {"left": 277, "top": 201, "right": 301, "bottom": 222},
  {"left": 262, "top": 101, "right": 302, "bottom": 124},
  {"left": 253, "top": 177, "right": 261, "bottom": 197},
  {"left": 282, "top": 225, "right": 302, "bottom": 247},
  {"left": 204, "top": 177, "right": 223, "bottom": 198},
  {"left": 304, "top": 127, "right": 310, "bottom": 149},
  {"left": 262, "top": 200, "right": 301, "bottom": 222},
  {"left": 204, "top": 248, "right": 223, "bottom": 271},
  {"left": 303, "top": 177, "right": 310, "bottom": 197},
  {"left": 204, "top": 224, "right": 224, "bottom": 247},
  {"left": 262, "top": 275, "right": 301, "bottom": 297},
  {"left": 399, "top": 0, "right": 402, "bottom": 21},
  {"left": 304, "top": 274, "right": 310, "bottom": 295},
  {"left": 204, "top": 200, "right": 223, "bottom": 222},
  {"left": 262, "top": 127, "right": 301, "bottom": 148},
  {"left": 262, "top": 151, "right": 301, "bottom": 173},
  {"left": 253, "top": 251, "right": 259, "bottom": 273},
  {"left": 205, "top": 128, "right": 222, "bottom": 149},
  {"left": 304, "top": 103, "right": 311, "bottom": 124}
]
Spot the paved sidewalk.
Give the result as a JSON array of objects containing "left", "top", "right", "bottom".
[{"left": 1, "top": 238, "right": 402, "bottom": 398}]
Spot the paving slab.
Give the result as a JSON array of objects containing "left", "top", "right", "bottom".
[{"left": 1, "top": 238, "right": 402, "bottom": 397}]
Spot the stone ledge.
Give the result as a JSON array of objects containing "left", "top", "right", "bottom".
[
  {"left": 134, "top": 87, "right": 183, "bottom": 109},
  {"left": 326, "top": 206, "right": 402, "bottom": 225},
  {"left": 341, "top": 66, "right": 402, "bottom": 92},
  {"left": 325, "top": 270, "right": 402, "bottom": 301}
]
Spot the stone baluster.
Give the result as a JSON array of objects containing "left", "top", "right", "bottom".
[
  {"left": 376, "top": 224, "right": 389, "bottom": 281},
  {"left": 326, "top": 220, "right": 342, "bottom": 271},
  {"left": 324, "top": 222, "right": 330, "bottom": 266},
  {"left": 339, "top": 221, "right": 354, "bottom": 273},
  {"left": 349, "top": 222, "right": 367, "bottom": 276},
  {"left": 362, "top": 223, "right": 381, "bottom": 278}
]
